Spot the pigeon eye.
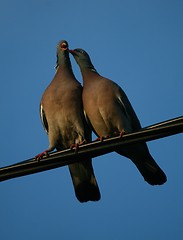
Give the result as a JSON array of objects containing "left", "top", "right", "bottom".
[{"left": 75, "top": 49, "right": 85, "bottom": 54}]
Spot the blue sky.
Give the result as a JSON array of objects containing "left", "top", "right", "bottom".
[{"left": 0, "top": 0, "right": 183, "bottom": 239}]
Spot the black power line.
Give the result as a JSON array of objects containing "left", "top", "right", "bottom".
[{"left": 0, "top": 116, "right": 183, "bottom": 182}]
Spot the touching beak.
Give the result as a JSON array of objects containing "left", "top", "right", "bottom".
[{"left": 69, "top": 49, "right": 77, "bottom": 56}]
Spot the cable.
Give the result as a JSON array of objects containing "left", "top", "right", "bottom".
[{"left": 0, "top": 116, "right": 183, "bottom": 182}]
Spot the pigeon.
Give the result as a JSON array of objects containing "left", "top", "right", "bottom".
[
  {"left": 35, "top": 41, "right": 100, "bottom": 202},
  {"left": 70, "top": 48, "right": 167, "bottom": 185}
]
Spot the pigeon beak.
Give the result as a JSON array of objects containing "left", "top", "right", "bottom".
[
  {"left": 69, "top": 50, "right": 77, "bottom": 56},
  {"left": 61, "top": 42, "right": 68, "bottom": 51}
]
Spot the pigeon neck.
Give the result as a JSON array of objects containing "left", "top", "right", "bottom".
[
  {"left": 80, "top": 62, "right": 97, "bottom": 73},
  {"left": 81, "top": 66, "right": 99, "bottom": 83},
  {"left": 89, "top": 66, "right": 97, "bottom": 73},
  {"left": 54, "top": 63, "right": 76, "bottom": 84},
  {"left": 55, "top": 52, "right": 72, "bottom": 70}
]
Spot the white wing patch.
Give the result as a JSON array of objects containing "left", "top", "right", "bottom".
[
  {"left": 117, "top": 96, "right": 132, "bottom": 123},
  {"left": 40, "top": 104, "right": 49, "bottom": 134}
]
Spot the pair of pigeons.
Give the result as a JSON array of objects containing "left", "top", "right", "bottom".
[{"left": 36, "top": 40, "right": 167, "bottom": 203}]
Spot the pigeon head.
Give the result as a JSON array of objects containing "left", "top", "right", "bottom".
[
  {"left": 55, "top": 40, "right": 70, "bottom": 69},
  {"left": 69, "top": 48, "right": 89, "bottom": 58},
  {"left": 69, "top": 48, "right": 96, "bottom": 71},
  {"left": 57, "top": 40, "right": 69, "bottom": 52}
]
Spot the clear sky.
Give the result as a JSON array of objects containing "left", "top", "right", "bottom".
[{"left": 0, "top": 0, "right": 183, "bottom": 239}]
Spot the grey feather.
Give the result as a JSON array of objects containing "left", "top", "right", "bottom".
[
  {"left": 70, "top": 48, "right": 167, "bottom": 186},
  {"left": 36, "top": 41, "right": 100, "bottom": 202}
]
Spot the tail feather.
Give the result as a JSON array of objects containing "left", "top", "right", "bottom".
[
  {"left": 133, "top": 155, "right": 167, "bottom": 185},
  {"left": 116, "top": 143, "right": 167, "bottom": 185},
  {"left": 69, "top": 160, "right": 101, "bottom": 202},
  {"left": 75, "top": 180, "right": 101, "bottom": 202}
]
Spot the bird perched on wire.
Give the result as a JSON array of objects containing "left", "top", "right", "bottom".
[
  {"left": 69, "top": 48, "right": 167, "bottom": 185},
  {"left": 35, "top": 41, "right": 100, "bottom": 202}
]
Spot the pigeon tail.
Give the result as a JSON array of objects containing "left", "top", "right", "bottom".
[
  {"left": 116, "top": 144, "right": 167, "bottom": 185},
  {"left": 69, "top": 160, "right": 101, "bottom": 202},
  {"left": 132, "top": 154, "right": 167, "bottom": 185},
  {"left": 75, "top": 181, "right": 101, "bottom": 203}
]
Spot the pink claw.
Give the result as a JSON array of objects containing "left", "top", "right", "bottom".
[
  {"left": 70, "top": 143, "right": 79, "bottom": 153},
  {"left": 94, "top": 136, "right": 104, "bottom": 142},
  {"left": 70, "top": 140, "right": 87, "bottom": 153},
  {"left": 35, "top": 150, "right": 49, "bottom": 160},
  {"left": 119, "top": 130, "right": 125, "bottom": 138},
  {"left": 94, "top": 136, "right": 109, "bottom": 142}
]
